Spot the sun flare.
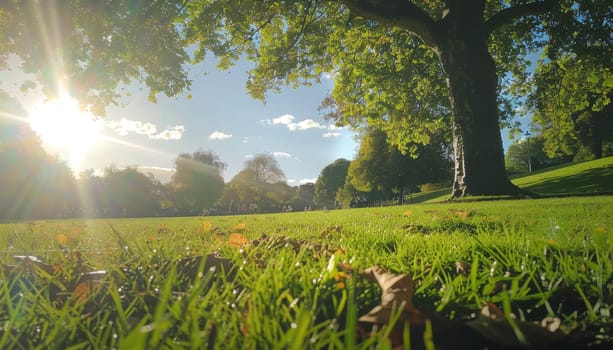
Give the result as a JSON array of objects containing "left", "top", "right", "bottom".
[{"left": 28, "top": 93, "right": 102, "bottom": 168}]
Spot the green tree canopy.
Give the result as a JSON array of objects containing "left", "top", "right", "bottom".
[
  {"left": 504, "top": 135, "right": 569, "bottom": 173},
  {"left": 0, "top": 0, "right": 191, "bottom": 115},
  {"left": 181, "top": 0, "right": 602, "bottom": 197},
  {"left": 521, "top": 1, "right": 612, "bottom": 160},
  {"left": 529, "top": 55, "right": 613, "bottom": 160},
  {"left": 314, "top": 158, "right": 350, "bottom": 208},
  {"left": 348, "top": 128, "right": 451, "bottom": 202},
  {"left": 104, "top": 166, "right": 161, "bottom": 217},
  {"left": 244, "top": 154, "right": 286, "bottom": 184},
  {"left": 171, "top": 149, "right": 226, "bottom": 215},
  {"left": 217, "top": 154, "right": 288, "bottom": 213}
]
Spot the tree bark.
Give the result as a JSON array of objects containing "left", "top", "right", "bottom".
[{"left": 435, "top": 12, "right": 524, "bottom": 198}]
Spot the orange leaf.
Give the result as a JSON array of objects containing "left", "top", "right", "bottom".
[
  {"left": 56, "top": 234, "right": 68, "bottom": 245},
  {"left": 233, "top": 223, "right": 246, "bottom": 231},
  {"left": 403, "top": 210, "right": 413, "bottom": 217},
  {"left": 228, "top": 233, "right": 249, "bottom": 247},
  {"left": 448, "top": 209, "right": 469, "bottom": 219},
  {"left": 73, "top": 281, "right": 91, "bottom": 303}
]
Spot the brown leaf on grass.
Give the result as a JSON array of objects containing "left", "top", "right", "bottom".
[
  {"left": 466, "top": 307, "right": 566, "bottom": 349},
  {"left": 448, "top": 209, "right": 469, "bottom": 219},
  {"left": 359, "top": 266, "right": 424, "bottom": 325},
  {"left": 320, "top": 225, "right": 343, "bottom": 237},
  {"left": 228, "top": 233, "right": 249, "bottom": 247},
  {"left": 455, "top": 261, "right": 471, "bottom": 277},
  {"left": 11, "top": 255, "right": 54, "bottom": 275},
  {"left": 56, "top": 234, "right": 69, "bottom": 245},
  {"left": 73, "top": 271, "right": 108, "bottom": 303},
  {"left": 232, "top": 223, "right": 246, "bottom": 231}
]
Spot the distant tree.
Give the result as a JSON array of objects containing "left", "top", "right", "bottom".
[
  {"left": 314, "top": 159, "right": 350, "bottom": 208},
  {"left": 348, "top": 128, "right": 451, "bottom": 203},
  {"left": 244, "top": 154, "right": 285, "bottom": 184},
  {"left": 505, "top": 135, "right": 569, "bottom": 173},
  {"left": 217, "top": 155, "right": 289, "bottom": 213},
  {"left": 292, "top": 183, "right": 316, "bottom": 210},
  {"left": 104, "top": 166, "right": 161, "bottom": 217},
  {"left": 77, "top": 169, "right": 109, "bottom": 217},
  {"left": 217, "top": 169, "right": 259, "bottom": 214},
  {"left": 170, "top": 150, "right": 226, "bottom": 215}
]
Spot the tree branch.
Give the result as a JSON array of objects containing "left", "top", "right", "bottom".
[
  {"left": 339, "top": 0, "right": 439, "bottom": 47},
  {"left": 484, "top": 0, "right": 557, "bottom": 36}
]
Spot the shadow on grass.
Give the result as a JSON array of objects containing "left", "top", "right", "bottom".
[
  {"left": 402, "top": 160, "right": 613, "bottom": 204},
  {"left": 522, "top": 166, "right": 613, "bottom": 194}
]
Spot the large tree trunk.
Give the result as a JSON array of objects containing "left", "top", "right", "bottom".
[{"left": 436, "top": 14, "right": 524, "bottom": 198}]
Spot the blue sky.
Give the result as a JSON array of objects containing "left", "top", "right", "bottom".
[
  {"left": 2, "top": 52, "right": 530, "bottom": 186},
  {"left": 1, "top": 56, "right": 358, "bottom": 185}
]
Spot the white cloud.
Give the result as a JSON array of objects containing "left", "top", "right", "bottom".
[
  {"left": 107, "top": 118, "right": 157, "bottom": 136},
  {"left": 288, "top": 178, "right": 317, "bottom": 186},
  {"left": 323, "top": 132, "right": 341, "bottom": 138},
  {"left": 272, "top": 151, "right": 292, "bottom": 158},
  {"left": 107, "top": 118, "right": 184, "bottom": 140},
  {"left": 241, "top": 137, "right": 249, "bottom": 143},
  {"left": 151, "top": 126, "right": 185, "bottom": 140},
  {"left": 273, "top": 114, "right": 295, "bottom": 125},
  {"left": 208, "top": 130, "right": 233, "bottom": 140},
  {"left": 262, "top": 114, "right": 325, "bottom": 132},
  {"left": 288, "top": 119, "right": 324, "bottom": 131},
  {"left": 327, "top": 124, "right": 343, "bottom": 131}
]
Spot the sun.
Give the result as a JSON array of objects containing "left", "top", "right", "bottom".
[{"left": 28, "top": 93, "right": 102, "bottom": 168}]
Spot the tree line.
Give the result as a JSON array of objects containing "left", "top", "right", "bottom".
[
  {"left": 1, "top": 94, "right": 453, "bottom": 220},
  {"left": 2, "top": 81, "right": 607, "bottom": 221}
]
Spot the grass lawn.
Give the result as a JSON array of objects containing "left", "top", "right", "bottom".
[
  {"left": 409, "top": 156, "right": 613, "bottom": 203},
  {"left": 1, "top": 196, "right": 611, "bottom": 349}
]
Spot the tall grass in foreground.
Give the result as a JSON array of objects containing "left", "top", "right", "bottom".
[{"left": 0, "top": 197, "right": 611, "bottom": 348}]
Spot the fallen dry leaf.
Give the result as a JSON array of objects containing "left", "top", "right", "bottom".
[
  {"left": 232, "top": 223, "right": 247, "bottom": 231},
  {"left": 56, "top": 234, "right": 69, "bottom": 245},
  {"left": 73, "top": 271, "right": 108, "bottom": 303},
  {"left": 455, "top": 261, "right": 471, "bottom": 277},
  {"left": 448, "top": 209, "right": 469, "bottom": 219},
  {"left": 320, "top": 225, "right": 343, "bottom": 238},
  {"left": 228, "top": 233, "right": 250, "bottom": 247},
  {"left": 466, "top": 309, "right": 566, "bottom": 349},
  {"left": 359, "top": 266, "right": 423, "bottom": 325}
]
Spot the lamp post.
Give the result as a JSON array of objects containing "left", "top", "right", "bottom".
[{"left": 525, "top": 131, "right": 532, "bottom": 173}]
